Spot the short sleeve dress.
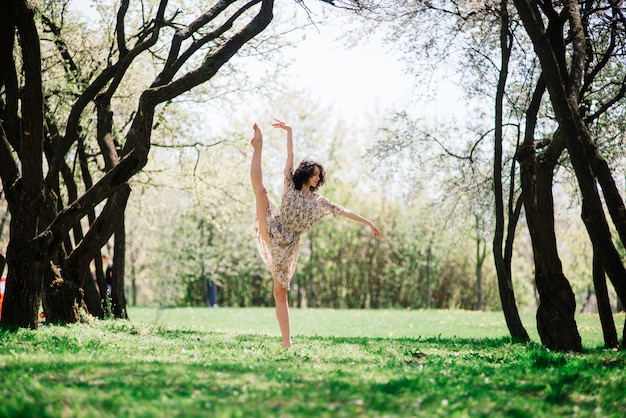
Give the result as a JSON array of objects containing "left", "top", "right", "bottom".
[{"left": 254, "top": 167, "right": 345, "bottom": 290}]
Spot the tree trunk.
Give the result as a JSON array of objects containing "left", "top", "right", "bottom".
[
  {"left": 532, "top": 180, "right": 581, "bottom": 351},
  {"left": 0, "top": 255, "right": 5, "bottom": 279},
  {"left": 77, "top": 139, "right": 108, "bottom": 317},
  {"left": 492, "top": 0, "right": 530, "bottom": 341},
  {"left": 111, "top": 214, "right": 128, "bottom": 319},
  {"left": 518, "top": 139, "right": 582, "bottom": 351},
  {"left": 562, "top": 98, "right": 626, "bottom": 347},
  {"left": 592, "top": 250, "right": 619, "bottom": 349},
  {"left": 475, "top": 222, "right": 484, "bottom": 311},
  {"left": 42, "top": 261, "right": 80, "bottom": 324},
  {"left": 516, "top": 72, "right": 582, "bottom": 351},
  {"left": 95, "top": 253, "right": 110, "bottom": 315},
  {"left": 534, "top": 134, "right": 582, "bottom": 352},
  {"left": 82, "top": 270, "right": 104, "bottom": 319},
  {"left": 40, "top": 185, "right": 131, "bottom": 322},
  {"left": 1, "top": 240, "right": 46, "bottom": 328},
  {"left": 0, "top": 0, "right": 46, "bottom": 329},
  {"left": 0, "top": 208, "right": 8, "bottom": 266}
]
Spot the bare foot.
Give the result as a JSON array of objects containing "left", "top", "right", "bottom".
[
  {"left": 251, "top": 123, "right": 262, "bottom": 149},
  {"left": 281, "top": 340, "right": 292, "bottom": 349}
]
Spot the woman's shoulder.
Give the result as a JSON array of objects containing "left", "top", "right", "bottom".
[{"left": 312, "top": 193, "right": 331, "bottom": 203}]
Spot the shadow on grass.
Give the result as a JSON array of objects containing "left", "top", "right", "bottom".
[
  {"left": 297, "top": 334, "right": 524, "bottom": 348},
  {"left": 3, "top": 329, "right": 626, "bottom": 417},
  {"left": 4, "top": 348, "right": 623, "bottom": 417},
  {"left": 3, "top": 324, "right": 626, "bottom": 417}
]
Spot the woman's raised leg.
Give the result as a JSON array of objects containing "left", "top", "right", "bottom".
[
  {"left": 251, "top": 124, "right": 290, "bottom": 348},
  {"left": 273, "top": 275, "right": 292, "bottom": 348},
  {"left": 250, "top": 123, "right": 270, "bottom": 245}
]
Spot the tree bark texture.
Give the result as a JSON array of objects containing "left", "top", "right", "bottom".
[
  {"left": 517, "top": 131, "right": 582, "bottom": 352},
  {"left": 111, "top": 215, "right": 128, "bottom": 319},
  {"left": 534, "top": 137, "right": 582, "bottom": 352},
  {"left": 1, "top": 0, "right": 46, "bottom": 329},
  {"left": 592, "top": 250, "right": 619, "bottom": 349},
  {"left": 515, "top": 69, "right": 583, "bottom": 351}
]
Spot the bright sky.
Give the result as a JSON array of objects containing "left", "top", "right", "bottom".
[
  {"left": 282, "top": 13, "right": 412, "bottom": 118},
  {"left": 270, "top": 1, "right": 465, "bottom": 124},
  {"left": 66, "top": 0, "right": 468, "bottom": 210},
  {"left": 69, "top": 0, "right": 464, "bottom": 130}
]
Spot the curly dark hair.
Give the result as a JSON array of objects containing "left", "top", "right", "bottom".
[{"left": 292, "top": 160, "right": 326, "bottom": 192}]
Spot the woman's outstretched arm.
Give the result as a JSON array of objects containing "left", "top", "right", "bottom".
[
  {"left": 339, "top": 207, "right": 382, "bottom": 238},
  {"left": 272, "top": 119, "right": 293, "bottom": 175}
]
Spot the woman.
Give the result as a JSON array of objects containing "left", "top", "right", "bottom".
[{"left": 250, "top": 119, "right": 382, "bottom": 348}]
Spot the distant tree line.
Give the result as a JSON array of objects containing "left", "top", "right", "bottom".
[{"left": 154, "top": 201, "right": 497, "bottom": 311}]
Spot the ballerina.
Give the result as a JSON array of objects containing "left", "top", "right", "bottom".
[{"left": 250, "top": 119, "right": 381, "bottom": 348}]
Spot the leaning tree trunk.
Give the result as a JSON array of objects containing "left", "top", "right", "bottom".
[
  {"left": 518, "top": 145, "right": 582, "bottom": 351},
  {"left": 512, "top": 4, "right": 584, "bottom": 351},
  {"left": 44, "top": 186, "right": 131, "bottom": 322},
  {"left": 561, "top": 97, "right": 626, "bottom": 346},
  {"left": 492, "top": 0, "right": 530, "bottom": 341},
  {"left": 77, "top": 138, "right": 108, "bottom": 317},
  {"left": 592, "top": 250, "right": 619, "bottom": 349},
  {"left": 82, "top": 270, "right": 104, "bottom": 319},
  {"left": 523, "top": 133, "right": 581, "bottom": 352},
  {"left": 516, "top": 73, "right": 582, "bottom": 351},
  {"left": 560, "top": 93, "right": 626, "bottom": 346}
]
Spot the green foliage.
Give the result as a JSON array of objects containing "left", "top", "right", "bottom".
[
  {"left": 138, "top": 187, "right": 495, "bottom": 310},
  {"left": 145, "top": 204, "right": 271, "bottom": 308},
  {"left": 1, "top": 309, "right": 624, "bottom": 417},
  {"left": 289, "top": 187, "right": 500, "bottom": 310}
]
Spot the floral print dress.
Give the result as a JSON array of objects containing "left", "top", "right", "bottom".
[{"left": 255, "top": 167, "right": 344, "bottom": 290}]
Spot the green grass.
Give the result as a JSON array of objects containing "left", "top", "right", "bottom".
[
  {"left": 1, "top": 308, "right": 625, "bottom": 417},
  {"left": 129, "top": 307, "right": 610, "bottom": 343}
]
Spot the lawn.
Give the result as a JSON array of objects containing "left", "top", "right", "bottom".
[
  {"left": 1, "top": 308, "right": 625, "bottom": 417},
  {"left": 128, "top": 307, "right": 608, "bottom": 343}
]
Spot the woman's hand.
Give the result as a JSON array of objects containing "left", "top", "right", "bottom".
[
  {"left": 339, "top": 209, "right": 382, "bottom": 239},
  {"left": 272, "top": 118, "right": 292, "bottom": 131},
  {"left": 274, "top": 118, "right": 294, "bottom": 174},
  {"left": 369, "top": 222, "right": 382, "bottom": 239}
]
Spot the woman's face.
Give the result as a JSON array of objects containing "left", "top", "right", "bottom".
[{"left": 307, "top": 166, "right": 321, "bottom": 189}]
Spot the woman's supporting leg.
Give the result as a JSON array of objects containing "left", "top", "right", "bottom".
[
  {"left": 250, "top": 123, "right": 270, "bottom": 244},
  {"left": 273, "top": 275, "right": 292, "bottom": 348}
]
